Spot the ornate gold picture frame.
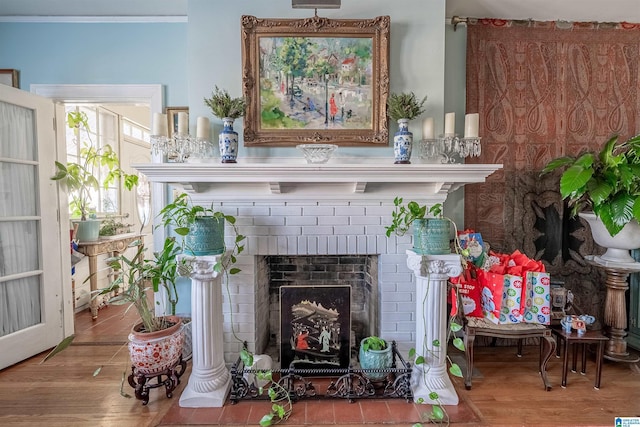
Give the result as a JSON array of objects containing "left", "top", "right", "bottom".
[{"left": 241, "top": 15, "right": 390, "bottom": 147}]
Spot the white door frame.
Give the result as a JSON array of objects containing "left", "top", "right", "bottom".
[
  {"left": 30, "top": 84, "right": 162, "bottom": 112},
  {"left": 0, "top": 85, "right": 67, "bottom": 368},
  {"left": 30, "top": 84, "right": 167, "bottom": 253}
]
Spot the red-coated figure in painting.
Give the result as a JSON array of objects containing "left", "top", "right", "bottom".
[
  {"left": 329, "top": 93, "right": 338, "bottom": 122},
  {"left": 296, "top": 330, "right": 309, "bottom": 350}
]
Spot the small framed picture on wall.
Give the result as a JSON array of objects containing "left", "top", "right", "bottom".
[
  {"left": 165, "top": 106, "right": 188, "bottom": 138},
  {"left": 0, "top": 69, "right": 19, "bottom": 88}
]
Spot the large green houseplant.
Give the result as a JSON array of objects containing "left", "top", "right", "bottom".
[
  {"left": 98, "top": 237, "right": 185, "bottom": 332},
  {"left": 94, "top": 236, "right": 189, "bottom": 403},
  {"left": 51, "top": 111, "right": 138, "bottom": 240},
  {"left": 541, "top": 134, "right": 640, "bottom": 237}
]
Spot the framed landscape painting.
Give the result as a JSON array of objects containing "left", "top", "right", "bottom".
[
  {"left": 241, "top": 15, "right": 390, "bottom": 147},
  {"left": 280, "top": 285, "right": 351, "bottom": 372}
]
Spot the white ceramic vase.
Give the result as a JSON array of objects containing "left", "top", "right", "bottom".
[{"left": 579, "top": 212, "right": 640, "bottom": 264}]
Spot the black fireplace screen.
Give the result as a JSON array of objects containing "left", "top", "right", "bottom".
[{"left": 280, "top": 285, "right": 351, "bottom": 372}]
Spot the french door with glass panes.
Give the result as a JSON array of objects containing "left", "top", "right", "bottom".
[{"left": 0, "top": 84, "right": 72, "bottom": 370}]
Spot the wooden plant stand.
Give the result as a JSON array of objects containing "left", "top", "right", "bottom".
[
  {"left": 586, "top": 256, "right": 640, "bottom": 364},
  {"left": 128, "top": 356, "right": 187, "bottom": 405}
]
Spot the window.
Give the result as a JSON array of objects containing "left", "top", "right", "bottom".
[
  {"left": 122, "top": 117, "right": 151, "bottom": 146},
  {"left": 64, "top": 104, "right": 124, "bottom": 217}
]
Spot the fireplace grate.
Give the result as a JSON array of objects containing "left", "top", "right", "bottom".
[{"left": 229, "top": 341, "right": 413, "bottom": 404}]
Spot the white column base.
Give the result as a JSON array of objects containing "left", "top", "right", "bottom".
[
  {"left": 179, "top": 375, "right": 230, "bottom": 407},
  {"left": 178, "top": 255, "right": 230, "bottom": 408},
  {"left": 406, "top": 250, "right": 463, "bottom": 407},
  {"left": 410, "top": 363, "right": 459, "bottom": 405}
]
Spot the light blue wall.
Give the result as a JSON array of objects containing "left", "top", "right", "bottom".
[
  {"left": 187, "top": 0, "right": 448, "bottom": 158},
  {"left": 0, "top": 2, "right": 470, "bottom": 220},
  {"left": 0, "top": 22, "right": 188, "bottom": 106},
  {"left": 443, "top": 25, "right": 468, "bottom": 227},
  {"left": 0, "top": 2, "right": 462, "bottom": 157}
]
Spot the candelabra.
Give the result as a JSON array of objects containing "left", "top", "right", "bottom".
[
  {"left": 419, "top": 134, "right": 482, "bottom": 163},
  {"left": 151, "top": 133, "right": 214, "bottom": 163},
  {"left": 150, "top": 113, "right": 215, "bottom": 163},
  {"left": 416, "top": 112, "right": 482, "bottom": 163}
]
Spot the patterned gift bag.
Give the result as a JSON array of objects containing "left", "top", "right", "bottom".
[
  {"left": 498, "top": 274, "right": 525, "bottom": 324},
  {"left": 524, "top": 271, "right": 551, "bottom": 325}
]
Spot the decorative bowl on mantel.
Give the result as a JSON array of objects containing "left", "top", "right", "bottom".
[{"left": 296, "top": 144, "right": 338, "bottom": 164}]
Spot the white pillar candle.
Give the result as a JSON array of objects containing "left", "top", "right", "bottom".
[
  {"left": 444, "top": 112, "right": 455, "bottom": 135},
  {"left": 196, "top": 116, "right": 210, "bottom": 140},
  {"left": 464, "top": 113, "right": 479, "bottom": 138},
  {"left": 422, "top": 117, "right": 435, "bottom": 139},
  {"left": 177, "top": 112, "right": 189, "bottom": 135},
  {"left": 152, "top": 112, "right": 168, "bottom": 137}
]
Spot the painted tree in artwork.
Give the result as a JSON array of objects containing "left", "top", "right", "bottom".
[{"left": 278, "top": 37, "right": 312, "bottom": 91}]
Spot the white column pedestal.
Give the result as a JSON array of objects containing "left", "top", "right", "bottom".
[
  {"left": 406, "top": 251, "right": 463, "bottom": 405},
  {"left": 179, "top": 256, "right": 230, "bottom": 407}
]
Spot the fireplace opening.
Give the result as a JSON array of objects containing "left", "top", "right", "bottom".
[{"left": 255, "top": 255, "right": 379, "bottom": 366}]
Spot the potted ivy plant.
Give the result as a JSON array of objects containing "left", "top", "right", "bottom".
[
  {"left": 541, "top": 134, "right": 640, "bottom": 263},
  {"left": 159, "top": 192, "right": 245, "bottom": 279},
  {"left": 204, "top": 85, "right": 247, "bottom": 163},
  {"left": 358, "top": 336, "right": 393, "bottom": 381},
  {"left": 385, "top": 197, "right": 451, "bottom": 255},
  {"left": 387, "top": 92, "right": 427, "bottom": 164},
  {"left": 50, "top": 111, "right": 139, "bottom": 241}
]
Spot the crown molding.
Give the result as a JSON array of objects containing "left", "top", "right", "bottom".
[{"left": 0, "top": 15, "right": 186, "bottom": 23}]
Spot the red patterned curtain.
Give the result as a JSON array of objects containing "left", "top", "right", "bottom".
[{"left": 465, "top": 19, "right": 640, "bottom": 253}]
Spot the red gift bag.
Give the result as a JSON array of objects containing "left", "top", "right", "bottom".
[
  {"left": 450, "top": 263, "right": 484, "bottom": 318},
  {"left": 477, "top": 269, "right": 504, "bottom": 323}
]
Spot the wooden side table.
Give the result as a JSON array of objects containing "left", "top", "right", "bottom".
[
  {"left": 551, "top": 327, "right": 608, "bottom": 389},
  {"left": 77, "top": 233, "right": 144, "bottom": 320}
]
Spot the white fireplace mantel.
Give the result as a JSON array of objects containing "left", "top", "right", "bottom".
[{"left": 133, "top": 159, "right": 502, "bottom": 200}]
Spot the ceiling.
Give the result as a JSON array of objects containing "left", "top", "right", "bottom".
[{"left": 0, "top": 0, "right": 638, "bottom": 23}]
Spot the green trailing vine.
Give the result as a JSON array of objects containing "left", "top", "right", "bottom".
[
  {"left": 212, "top": 224, "right": 290, "bottom": 426},
  {"left": 385, "top": 197, "right": 470, "bottom": 425},
  {"left": 255, "top": 371, "right": 293, "bottom": 426}
]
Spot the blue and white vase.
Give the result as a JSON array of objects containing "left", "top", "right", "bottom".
[
  {"left": 219, "top": 117, "right": 238, "bottom": 163},
  {"left": 393, "top": 118, "right": 413, "bottom": 164}
]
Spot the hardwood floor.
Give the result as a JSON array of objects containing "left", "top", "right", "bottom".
[{"left": 1, "top": 304, "right": 639, "bottom": 426}]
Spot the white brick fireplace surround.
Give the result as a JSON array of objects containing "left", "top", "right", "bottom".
[{"left": 135, "top": 159, "right": 502, "bottom": 364}]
